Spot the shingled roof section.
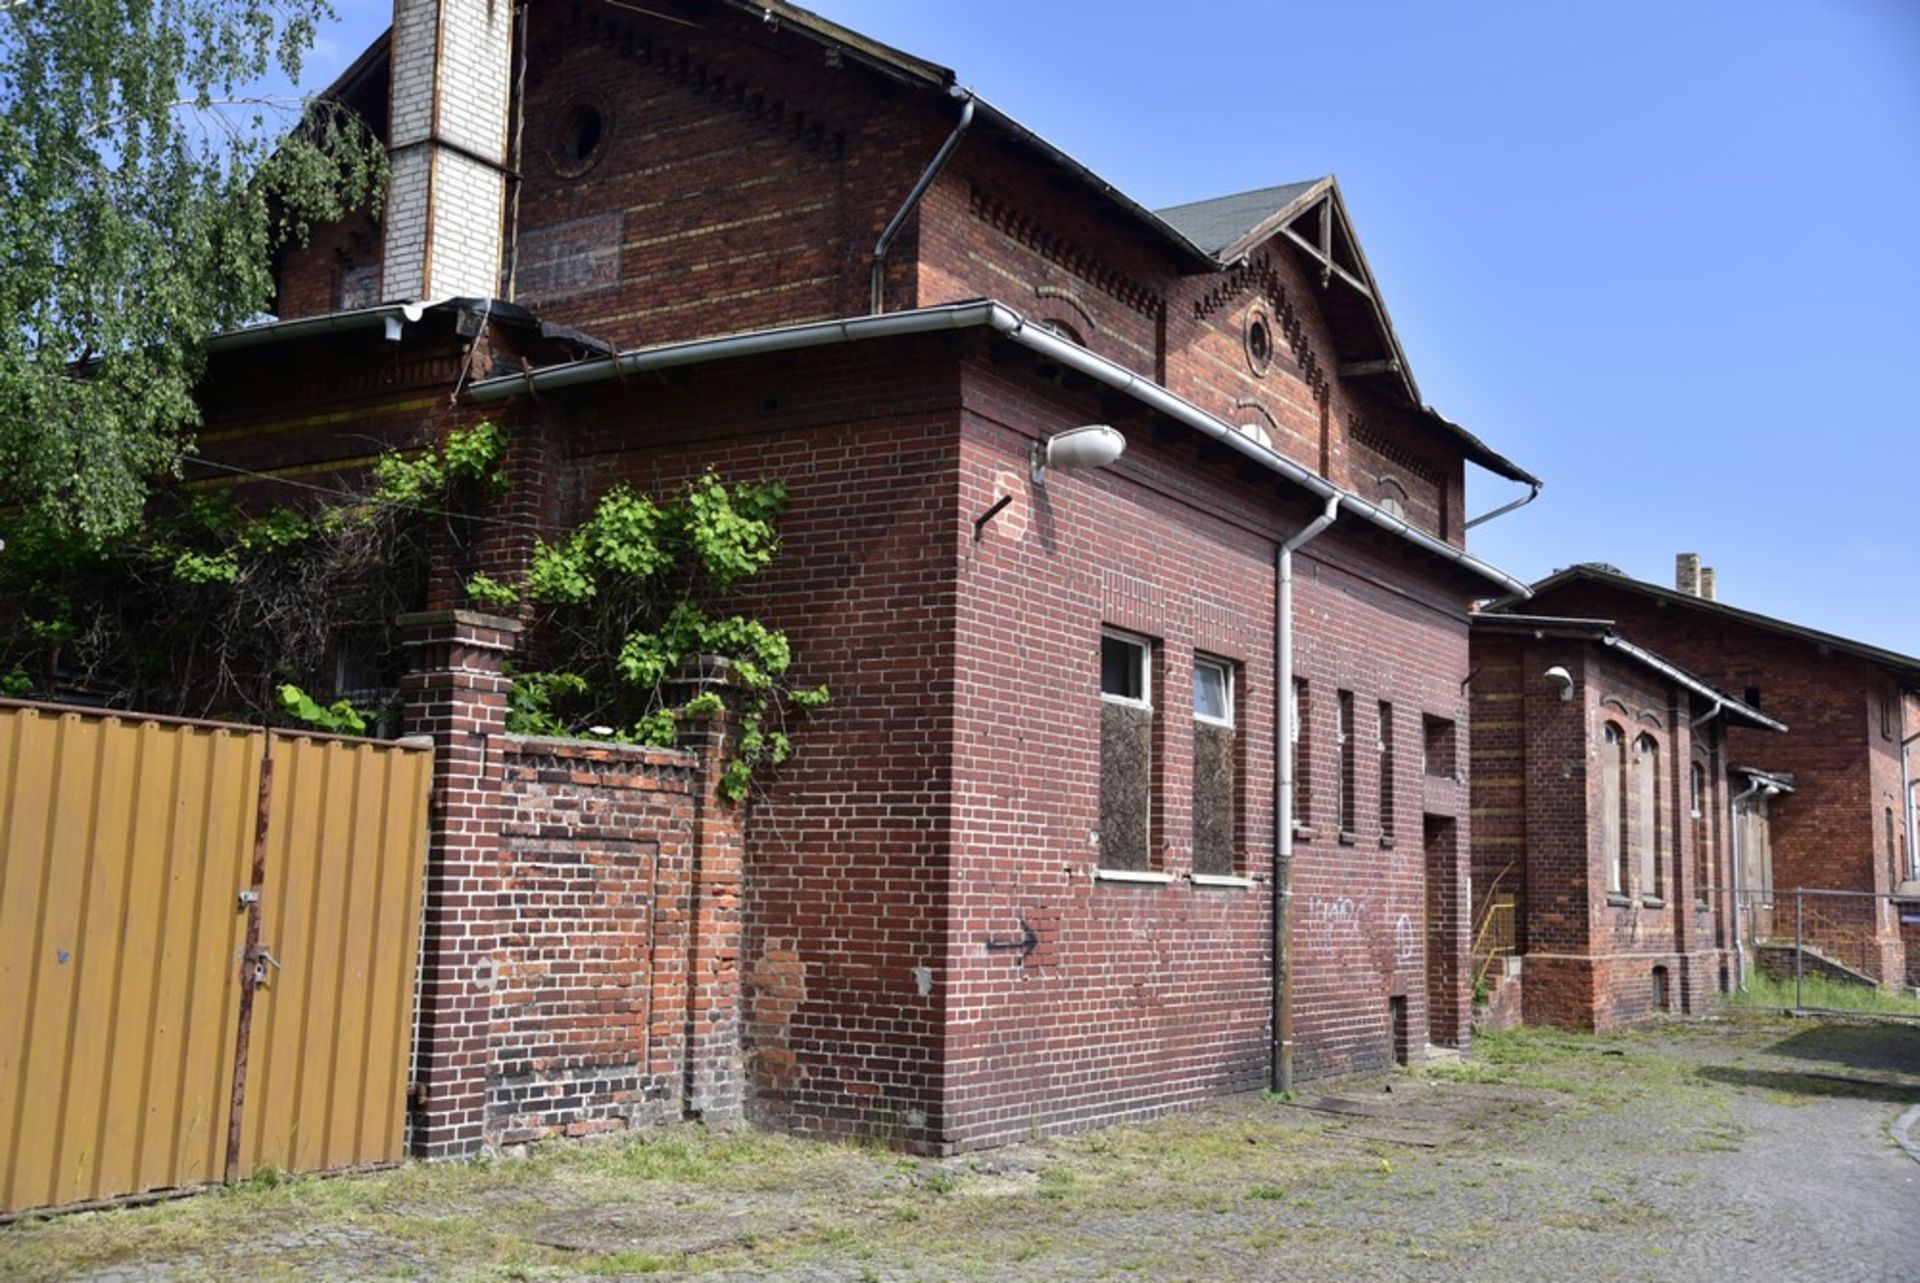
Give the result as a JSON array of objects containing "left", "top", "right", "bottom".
[{"left": 1155, "top": 181, "right": 1324, "bottom": 259}]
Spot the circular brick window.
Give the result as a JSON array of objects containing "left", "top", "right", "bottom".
[
  {"left": 1245, "top": 308, "right": 1275, "bottom": 376},
  {"left": 550, "top": 96, "right": 613, "bottom": 177}
]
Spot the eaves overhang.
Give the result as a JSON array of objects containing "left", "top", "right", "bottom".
[{"left": 1472, "top": 612, "right": 1786, "bottom": 732}]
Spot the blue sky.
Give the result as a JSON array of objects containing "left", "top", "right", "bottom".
[{"left": 307, "top": 1, "right": 1919, "bottom": 651}]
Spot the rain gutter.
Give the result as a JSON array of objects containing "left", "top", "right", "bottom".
[
  {"left": 466, "top": 301, "right": 1532, "bottom": 598},
  {"left": 208, "top": 300, "right": 443, "bottom": 352}
]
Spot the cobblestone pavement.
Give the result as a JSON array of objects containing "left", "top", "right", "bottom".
[{"left": 5, "top": 1015, "right": 1918, "bottom": 1282}]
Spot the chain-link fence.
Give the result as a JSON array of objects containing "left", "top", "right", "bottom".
[{"left": 1716, "top": 886, "right": 1920, "bottom": 1020}]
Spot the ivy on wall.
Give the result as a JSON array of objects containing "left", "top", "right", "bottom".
[{"left": 0, "top": 424, "right": 825, "bottom": 801}]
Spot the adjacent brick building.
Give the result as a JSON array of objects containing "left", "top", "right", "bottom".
[
  {"left": 197, "top": 0, "right": 1546, "bottom": 1153},
  {"left": 1513, "top": 561, "right": 1920, "bottom": 989},
  {"left": 1468, "top": 613, "right": 1783, "bottom": 1032}
]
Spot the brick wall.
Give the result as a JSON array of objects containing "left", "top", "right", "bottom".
[
  {"left": 1527, "top": 579, "right": 1908, "bottom": 986},
  {"left": 936, "top": 347, "right": 1477, "bottom": 1147},
  {"left": 274, "top": 5, "right": 1472, "bottom": 554},
  {"left": 1470, "top": 629, "right": 1736, "bottom": 1033},
  {"left": 398, "top": 609, "right": 745, "bottom": 1156},
  {"left": 383, "top": 0, "right": 514, "bottom": 300}
]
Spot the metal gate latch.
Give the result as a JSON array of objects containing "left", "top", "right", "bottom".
[{"left": 251, "top": 947, "right": 282, "bottom": 986}]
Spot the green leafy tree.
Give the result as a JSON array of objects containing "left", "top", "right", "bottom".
[{"left": 0, "top": 0, "right": 385, "bottom": 539}]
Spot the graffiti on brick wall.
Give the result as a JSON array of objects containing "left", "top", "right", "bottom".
[{"left": 1307, "top": 894, "right": 1364, "bottom": 947}]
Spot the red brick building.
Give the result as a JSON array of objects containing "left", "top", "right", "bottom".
[
  {"left": 197, "top": 0, "right": 1544, "bottom": 1154},
  {"left": 1468, "top": 614, "right": 1783, "bottom": 1032},
  {"left": 1513, "top": 562, "right": 1920, "bottom": 990}
]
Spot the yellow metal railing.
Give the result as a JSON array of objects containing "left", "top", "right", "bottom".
[{"left": 1472, "top": 894, "right": 1517, "bottom": 991}]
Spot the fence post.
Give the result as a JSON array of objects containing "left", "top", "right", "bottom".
[
  {"left": 1794, "top": 889, "right": 1804, "bottom": 1010},
  {"left": 398, "top": 609, "right": 521, "bottom": 1158}
]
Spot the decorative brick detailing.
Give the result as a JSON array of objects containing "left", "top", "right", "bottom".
[
  {"left": 530, "top": 10, "right": 849, "bottom": 162},
  {"left": 1189, "top": 254, "right": 1329, "bottom": 405},
  {"left": 968, "top": 185, "right": 1164, "bottom": 319}
]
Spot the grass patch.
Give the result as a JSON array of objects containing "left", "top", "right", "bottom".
[{"left": 1722, "top": 972, "right": 1920, "bottom": 1018}]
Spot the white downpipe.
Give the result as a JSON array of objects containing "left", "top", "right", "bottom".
[{"left": 1273, "top": 494, "right": 1340, "bottom": 1094}]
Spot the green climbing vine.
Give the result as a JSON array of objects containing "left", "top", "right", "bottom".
[
  {"left": 487, "top": 472, "right": 829, "bottom": 803},
  {"left": 0, "top": 420, "right": 826, "bottom": 799}
]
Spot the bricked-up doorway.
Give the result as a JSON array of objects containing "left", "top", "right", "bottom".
[{"left": 1424, "top": 815, "right": 1462, "bottom": 1047}]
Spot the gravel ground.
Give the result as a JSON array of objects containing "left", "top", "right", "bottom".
[{"left": 5, "top": 1014, "right": 1917, "bottom": 1282}]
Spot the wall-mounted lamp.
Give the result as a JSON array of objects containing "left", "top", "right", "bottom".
[
  {"left": 1543, "top": 665, "right": 1573, "bottom": 701},
  {"left": 1031, "top": 424, "right": 1126, "bottom": 485}
]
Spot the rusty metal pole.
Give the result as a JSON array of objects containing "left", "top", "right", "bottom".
[{"left": 224, "top": 739, "right": 275, "bottom": 1182}]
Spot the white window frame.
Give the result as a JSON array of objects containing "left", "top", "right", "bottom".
[
  {"left": 1100, "top": 627, "right": 1152, "bottom": 711},
  {"left": 1193, "top": 655, "right": 1234, "bottom": 728}
]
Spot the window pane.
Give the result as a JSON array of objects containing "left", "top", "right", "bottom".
[
  {"left": 1101, "top": 634, "right": 1143, "bottom": 700},
  {"left": 1193, "top": 660, "right": 1229, "bottom": 723}
]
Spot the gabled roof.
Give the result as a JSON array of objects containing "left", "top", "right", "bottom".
[
  {"left": 1156, "top": 181, "right": 1324, "bottom": 259},
  {"left": 312, "top": 0, "right": 1537, "bottom": 487},
  {"left": 1472, "top": 612, "right": 1786, "bottom": 732},
  {"left": 1510, "top": 564, "right": 1920, "bottom": 686}
]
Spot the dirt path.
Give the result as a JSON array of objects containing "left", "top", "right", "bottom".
[{"left": 5, "top": 1015, "right": 1917, "bottom": 1281}]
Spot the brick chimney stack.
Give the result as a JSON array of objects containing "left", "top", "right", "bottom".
[
  {"left": 1699, "top": 567, "right": 1717, "bottom": 601},
  {"left": 382, "top": 0, "right": 515, "bottom": 301},
  {"left": 1675, "top": 553, "right": 1701, "bottom": 597}
]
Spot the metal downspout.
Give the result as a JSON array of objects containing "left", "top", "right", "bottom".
[
  {"left": 1464, "top": 481, "right": 1541, "bottom": 531},
  {"left": 1275, "top": 494, "right": 1340, "bottom": 1094},
  {"left": 1728, "top": 776, "right": 1768, "bottom": 989},
  {"left": 871, "top": 94, "right": 975, "bottom": 314}
]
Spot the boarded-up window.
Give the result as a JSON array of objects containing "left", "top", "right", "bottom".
[
  {"left": 1636, "top": 734, "right": 1661, "bottom": 899},
  {"left": 1602, "top": 723, "right": 1625, "bottom": 894},
  {"left": 1100, "top": 631, "right": 1152, "bottom": 871},
  {"left": 1193, "top": 657, "right": 1236, "bottom": 876},
  {"left": 1336, "top": 690, "right": 1356, "bottom": 835},
  {"left": 1292, "top": 679, "right": 1310, "bottom": 827},
  {"left": 1378, "top": 700, "right": 1395, "bottom": 839}
]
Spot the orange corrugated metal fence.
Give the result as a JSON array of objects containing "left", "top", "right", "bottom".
[{"left": 0, "top": 703, "right": 431, "bottom": 1217}]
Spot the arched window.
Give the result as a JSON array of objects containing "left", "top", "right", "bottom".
[
  {"left": 1636, "top": 735, "right": 1661, "bottom": 900},
  {"left": 1375, "top": 475, "right": 1409, "bottom": 521},
  {"left": 1602, "top": 724, "right": 1626, "bottom": 894}
]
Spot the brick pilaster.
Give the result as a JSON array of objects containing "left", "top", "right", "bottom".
[
  {"left": 400, "top": 609, "right": 521, "bottom": 1158},
  {"left": 676, "top": 674, "right": 745, "bottom": 1122}
]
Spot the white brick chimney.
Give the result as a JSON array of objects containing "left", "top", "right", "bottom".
[
  {"left": 1675, "top": 552, "right": 1700, "bottom": 597},
  {"left": 382, "top": 0, "right": 515, "bottom": 301}
]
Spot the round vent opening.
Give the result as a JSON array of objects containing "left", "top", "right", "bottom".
[
  {"left": 551, "top": 97, "right": 613, "bottom": 176},
  {"left": 1245, "top": 309, "right": 1275, "bottom": 376}
]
